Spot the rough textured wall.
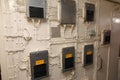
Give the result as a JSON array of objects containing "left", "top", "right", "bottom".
[
  {"left": 0, "top": 0, "right": 98, "bottom": 80},
  {"left": 0, "top": 0, "right": 119, "bottom": 80}
]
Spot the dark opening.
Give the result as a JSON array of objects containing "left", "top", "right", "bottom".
[
  {"left": 65, "top": 57, "right": 74, "bottom": 69},
  {"left": 29, "top": 6, "right": 44, "bottom": 18},
  {"left": 85, "top": 55, "right": 93, "bottom": 65},
  {"left": 86, "top": 10, "right": 94, "bottom": 21},
  {"left": 85, "top": 3, "right": 95, "bottom": 22},
  {"left": 34, "top": 64, "right": 47, "bottom": 79}
]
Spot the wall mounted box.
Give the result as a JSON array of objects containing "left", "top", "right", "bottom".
[
  {"left": 102, "top": 30, "right": 111, "bottom": 45},
  {"left": 85, "top": 3, "right": 95, "bottom": 22},
  {"left": 62, "top": 47, "right": 75, "bottom": 72},
  {"left": 83, "top": 44, "right": 94, "bottom": 66},
  {"left": 27, "top": 0, "right": 46, "bottom": 18},
  {"left": 30, "top": 50, "right": 49, "bottom": 80},
  {"left": 61, "top": 0, "right": 76, "bottom": 24}
]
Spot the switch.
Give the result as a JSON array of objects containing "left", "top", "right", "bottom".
[
  {"left": 30, "top": 50, "right": 49, "bottom": 80},
  {"left": 85, "top": 3, "right": 95, "bottom": 22},
  {"left": 61, "top": 0, "right": 76, "bottom": 24},
  {"left": 83, "top": 44, "right": 94, "bottom": 66},
  {"left": 27, "top": 0, "right": 45, "bottom": 18},
  {"left": 62, "top": 47, "right": 75, "bottom": 72}
]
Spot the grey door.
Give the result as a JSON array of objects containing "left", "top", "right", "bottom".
[
  {"left": 107, "top": 11, "right": 120, "bottom": 80},
  {"left": 97, "top": 46, "right": 110, "bottom": 80},
  {"left": 97, "top": 10, "right": 120, "bottom": 80}
]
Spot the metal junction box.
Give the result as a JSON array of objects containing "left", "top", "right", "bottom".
[
  {"left": 27, "top": 0, "right": 46, "bottom": 18},
  {"left": 83, "top": 44, "right": 94, "bottom": 66},
  {"left": 85, "top": 3, "right": 95, "bottom": 22},
  {"left": 102, "top": 30, "right": 111, "bottom": 45},
  {"left": 61, "top": 0, "right": 76, "bottom": 24},
  {"left": 30, "top": 50, "right": 49, "bottom": 80},
  {"left": 62, "top": 47, "right": 75, "bottom": 72}
]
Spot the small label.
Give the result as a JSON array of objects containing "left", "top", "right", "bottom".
[
  {"left": 66, "top": 54, "right": 73, "bottom": 58},
  {"left": 86, "top": 51, "right": 92, "bottom": 55},
  {"left": 36, "top": 60, "right": 45, "bottom": 65}
]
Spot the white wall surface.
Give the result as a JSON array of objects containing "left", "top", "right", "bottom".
[{"left": 0, "top": 0, "right": 120, "bottom": 80}]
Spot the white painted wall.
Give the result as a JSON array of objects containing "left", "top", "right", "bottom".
[{"left": 0, "top": 0, "right": 120, "bottom": 80}]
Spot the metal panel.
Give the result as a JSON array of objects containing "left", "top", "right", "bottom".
[
  {"left": 62, "top": 47, "right": 75, "bottom": 72},
  {"left": 51, "top": 27, "right": 61, "bottom": 38},
  {"left": 27, "top": 0, "right": 46, "bottom": 18},
  {"left": 30, "top": 50, "right": 49, "bottom": 80},
  {"left": 83, "top": 44, "right": 94, "bottom": 66},
  {"left": 85, "top": 3, "right": 95, "bottom": 22},
  {"left": 61, "top": 0, "right": 76, "bottom": 24}
]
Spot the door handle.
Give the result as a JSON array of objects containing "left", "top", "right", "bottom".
[{"left": 97, "top": 55, "right": 103, "bottom": 71}]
